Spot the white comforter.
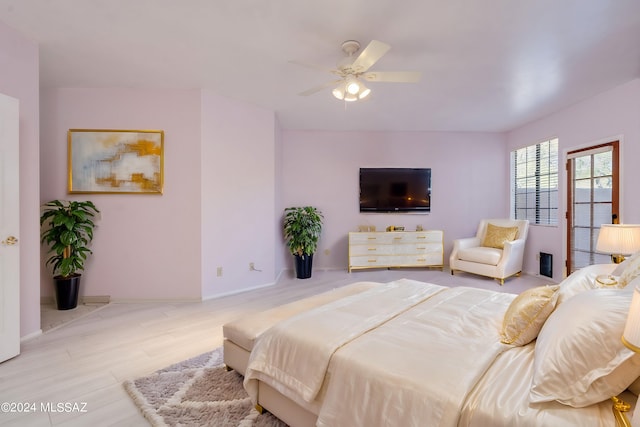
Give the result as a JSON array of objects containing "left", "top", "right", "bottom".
[
  {"left": 316, "top": 286, "right": 514, "bottom": 427},
  {"left": 244, "top": 279, "right": 446, "bottom": 405},
  {"left": 244, "top": 279, "right": 516, "bottom": 427},
  {"left": 459, "top": 343, "right": 623, "bottom": 427}
]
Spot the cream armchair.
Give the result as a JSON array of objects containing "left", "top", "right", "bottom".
[{"left": 450, "top": 219, "right": 529, "bottom": 285}]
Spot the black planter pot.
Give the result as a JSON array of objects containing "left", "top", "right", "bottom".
[
  {"left": 54, "top": 275, "right": 81, "bottom": 310},
  {"left": 294, "top": 254, "right": 314, "bottom": 279}
]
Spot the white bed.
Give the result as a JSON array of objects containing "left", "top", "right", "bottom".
[{"left": 224, "top": 262, "right": 640, "bottom": 427}]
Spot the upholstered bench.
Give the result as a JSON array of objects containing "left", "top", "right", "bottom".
[{"left": 222, "top": 281, "right": 380, "bottom": 375}]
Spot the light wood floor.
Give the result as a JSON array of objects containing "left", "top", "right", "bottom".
[
  {"left": 41, "top": 303, "right": 109, "bottom": 334},
  {"left": 1, "top": 268, "right": 554, "bottom": 426}
]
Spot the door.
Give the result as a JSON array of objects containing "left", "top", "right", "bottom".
[
  {"left": 566, "top": 141, "right": 619, "bottom": 273},
  {"left": 0, "top": 93, "right": 20, "bottom": 363}
]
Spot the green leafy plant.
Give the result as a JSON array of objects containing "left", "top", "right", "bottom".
[
  {"left": 40, "top": 200, "right": 99, "bottom": 278},
  {"left": 283, "top": 206, "right": 323, "bottom": 257}
]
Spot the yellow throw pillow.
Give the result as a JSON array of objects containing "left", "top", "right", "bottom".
[
  {"left": 482, "top": 223, "right": 519, "bottom": 249},
  {"left": 501, "top": 285, "right": 560, "bottom": 346}
]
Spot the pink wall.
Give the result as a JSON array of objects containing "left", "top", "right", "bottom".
[
  {"left": 200, "top": 91, "right": 278, "bottom": 298},
  {"left": 40, "top": 88, "right": 203, "bottom": 301},
  {"left": 0, "top": 21, "right": 41, "bottom": 338},
  {"left": 6, "top": 12, "right": 639, "bottom": 339},
  {"left": 38, "top": 87, "right": 280, "bottom": 303},
  {"left": 507, "top": 78, "right": 640, "bottom": 280},
  {"left": 274, "top": 122, "right": 285, "bottom": 276},
  {"left": 279, "top": 130, "right": 510, "bottom": 272}
]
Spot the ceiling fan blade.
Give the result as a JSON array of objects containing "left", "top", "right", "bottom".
[
  {"left": 298, "top": 79, "right": 343, "bottom": 96},
  {"left": 362, "top": 71, "right": 422, "bottom": 83},
  {"left": 289, "top": 60, "right": 338, "bottom": 75},
  {"left": 350, "top": 40, "right": 391, "bottom": 73}
]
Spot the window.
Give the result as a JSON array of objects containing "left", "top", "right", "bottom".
[{"left": 511, "top": 138, "right": 559, "bottom": 226}]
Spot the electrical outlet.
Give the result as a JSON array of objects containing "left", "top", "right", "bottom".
[
  {"left": 249, "top": 262, "right": 255, "bottom": 271},
  {"left": 217, "top": 267, "right": 223, "bottom": 277}
]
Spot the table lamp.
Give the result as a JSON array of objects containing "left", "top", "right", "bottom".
[
  {"left": 596, "top": 224, "right": 640, "bottom": 264},
  {"left": 615, "top": 285, "right": 640, "bottom": 427},
  {"left": 611, "top": 285, "right": 640, "bottom": 427}
]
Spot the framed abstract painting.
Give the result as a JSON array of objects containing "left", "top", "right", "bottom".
[{"left": 68, "top": 129, "right": 164, "bottom": 194}]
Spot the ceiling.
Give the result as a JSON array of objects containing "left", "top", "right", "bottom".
[{"left": 1, "top": 0, "right": 639, "bottom": 132}]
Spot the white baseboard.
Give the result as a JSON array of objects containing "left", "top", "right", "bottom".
[
  {"left": 201, "top": 280, "right": 277, "bottom": 301},
  {"left": 82, "top": 295, "right": 111, "bottom": 304},
  {"left": 40, "top": 295, "right": 111, "bottom": 305},
  {"left": 20, "top": 329, "right": 43, "bottom": 342},
  {"left": 109, "top": 297, "right": 201, "bottom": 303}
]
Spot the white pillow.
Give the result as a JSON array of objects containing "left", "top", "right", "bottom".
[
  {"left": 619, "top": 251, "right": 640, "bottom": 287},
  {"left": 530, "top": 286, "right": 640, "bottom": 407},
  {"left": 612, "top": 251, "right": 640, "bottom": 276},
  {"left": 556, "top": 263, "right": 617, "bottom": 305}
]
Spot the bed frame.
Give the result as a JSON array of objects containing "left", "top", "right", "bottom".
[
  {"left": 222, "top": 281, "right": 635, "bottom": 427},
  {"left": 224, "top": 338, "right": 318, "bottom": 426}
]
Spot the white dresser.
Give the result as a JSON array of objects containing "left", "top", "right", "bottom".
[{"left": 348, "top": 230, "right": 444, "bottom": 272}]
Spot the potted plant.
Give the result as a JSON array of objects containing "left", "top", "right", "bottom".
[
  {"left": 283, "top": 206, "right": 323, "bottom": 279},
  {"left": 40, "top": 200, "right": 99, "bottom": 310}
]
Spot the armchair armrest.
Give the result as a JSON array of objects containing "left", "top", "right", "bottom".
[
  {"left": 453, "top": 237, "right": 481, "bottom": 251},
  {"left": 450, "top": 237, "right": 482, "bottom": 269},
  {"left": 502, "top": 238, "right": 525, "bottom": 256},
  {"left": 498, "top": 238, "right": 526, "bottom": 273}
]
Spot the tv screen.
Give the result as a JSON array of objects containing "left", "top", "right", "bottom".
[{"left": 359, "top": 168, "right": 431, "bottom": 213}]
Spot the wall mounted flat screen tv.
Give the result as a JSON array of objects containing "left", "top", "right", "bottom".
[{"left": 359, "top": 168, "right": 431, "bottom": 213}]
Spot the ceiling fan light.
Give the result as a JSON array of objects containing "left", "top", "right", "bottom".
[
  {"left": 346, "top": 80, "right": 360, "bottom": 95},
  {"left": 332, "top": 86, "right": 345, "bottom": 100},
  {"left": 333, "top": 77, "right": 370, "bottom": 102},
  {"left": 358, "top": 85, "right": 371, "bottom": 99},
  {"left": 344, "top": 93, "right": 359, "bottom": 102}
]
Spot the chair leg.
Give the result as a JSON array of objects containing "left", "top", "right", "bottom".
[
  {"left": 451, "top": 269, "right": 455, "bottom": 276},
  {"left": 497, "top": 278, "right": 504, "bottom": 286}
]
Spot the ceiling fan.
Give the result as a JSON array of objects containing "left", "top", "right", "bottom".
[{"left": 292, "top": 40, "right": 422, "bottom": 102}]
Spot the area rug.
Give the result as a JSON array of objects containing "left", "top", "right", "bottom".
[{"left": 124, "top": 347, "right": 286, "bottom": 426}]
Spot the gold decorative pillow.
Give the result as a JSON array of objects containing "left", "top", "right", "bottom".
[
  {"left": 482, "top": 223, "right": 519, "bottom": 249},
  {"left": 501, "top": 285, "right": 560, "bottom": 346}
]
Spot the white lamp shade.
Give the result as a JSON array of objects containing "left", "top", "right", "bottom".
[
  {"left": 623, "top": 284, "right": 640, "bottom": 353},
  {"left": 622, "top": 285, "right": 640, "bottom": 427},
  {"left": 358, "top": 85, "right": 371, "bottom": 99},
  {"left": 596, "top": 224, "right": 640, "bottom": 255},
  {"left": 346, "top": 80, "right": 360, "bottom": 95},
  {"left": 332, "top": 86, "right": 345, "bottom": 100}
]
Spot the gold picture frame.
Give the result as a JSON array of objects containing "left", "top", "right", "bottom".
[{"left": 68, "top": 129, "right": 164, "bottom": 194}]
